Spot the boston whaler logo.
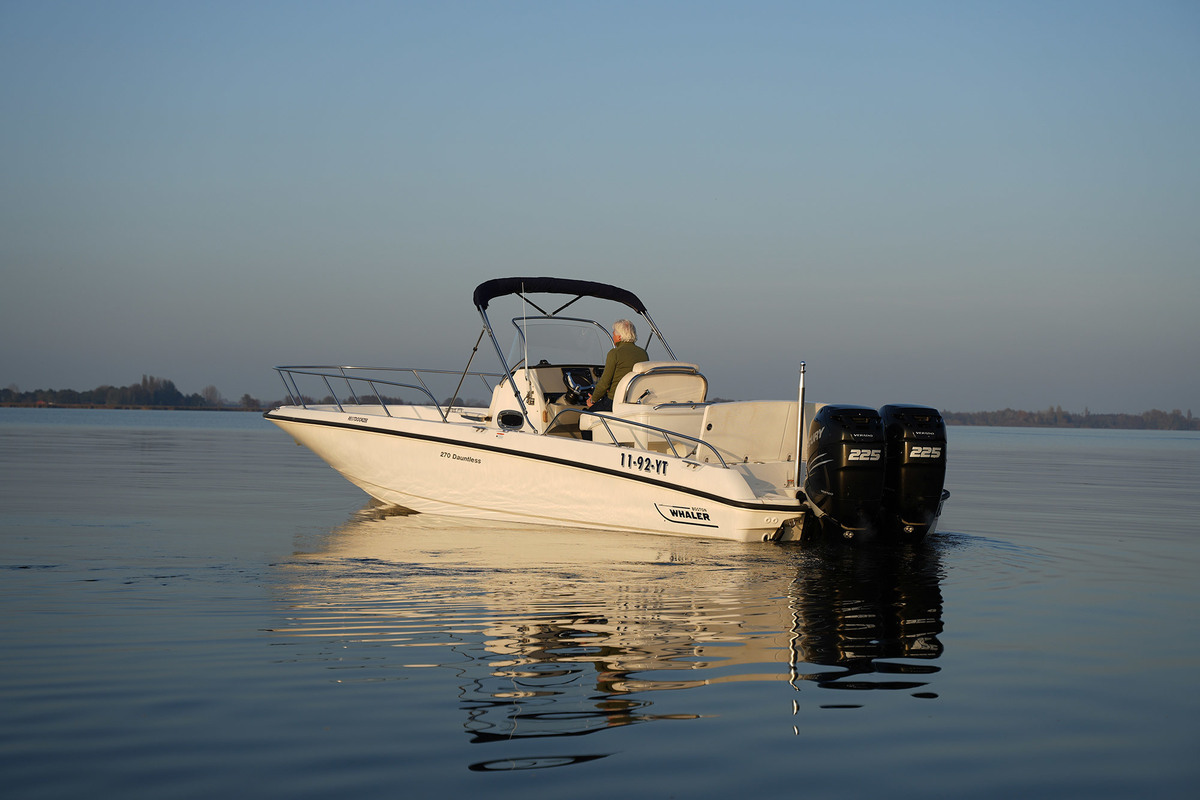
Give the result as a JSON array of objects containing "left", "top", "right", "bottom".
[{"left": 655, "top": 503, "right": 717, "bottom": 528}]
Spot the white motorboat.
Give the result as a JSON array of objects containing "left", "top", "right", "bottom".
[{"left": 265, "top": 277, "right": 948, "bottom": 542}]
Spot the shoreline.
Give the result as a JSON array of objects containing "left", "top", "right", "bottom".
[
  {"left": 1, "top": 403, "right": 262, "bottom": 412},
  {"left": 4, "top": 403, "right": 1196, "bottom": 431}
]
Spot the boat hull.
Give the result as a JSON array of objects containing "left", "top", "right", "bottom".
[{"left": 266, "top": 406, "right": 806, "bottom": 543}]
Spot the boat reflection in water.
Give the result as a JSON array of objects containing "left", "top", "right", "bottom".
[{"left": 270, "top": 504, "right": 945, "bottom": 770}]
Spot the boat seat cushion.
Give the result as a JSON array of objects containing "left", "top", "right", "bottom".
[
  {"left": 581, "top": 362, "right": 708, "bottom": 447},
  {"left": 614, "top": 361, "right": 707, "bottom": 407}
]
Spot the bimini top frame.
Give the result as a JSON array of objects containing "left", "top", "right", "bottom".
[
  {"left": 473, "top": 277, "right": 648, "bottom": 314},
  {"left": 472, "top": 277, "right": 677, "bottom": 432}
]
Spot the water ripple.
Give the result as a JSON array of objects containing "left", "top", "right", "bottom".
[{"left": 267, "top": 512, "right": 947, "bottom": 742}]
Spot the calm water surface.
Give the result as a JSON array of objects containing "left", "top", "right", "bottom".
[{"left": 1, "top": 408, "right": 1198, "bottom": 798}]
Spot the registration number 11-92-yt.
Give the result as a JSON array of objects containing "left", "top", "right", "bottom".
[{"left": 621, "top": 452, "right": 668, "bottom": 475}]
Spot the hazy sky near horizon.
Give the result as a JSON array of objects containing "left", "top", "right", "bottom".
[{"left": 3, "top": 1, "right": 1197, "bottom": 413}]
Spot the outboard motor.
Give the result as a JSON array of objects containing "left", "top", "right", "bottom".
[
  {"left": 803, "top": 405, "right": 886, "bottom": 537},
  {"left": 879, "top": 404, "right": 948, "bottom": 542}
]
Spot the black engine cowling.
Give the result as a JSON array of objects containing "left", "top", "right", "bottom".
[
  {"left": 802, "top": 403, "right": 949, "bottom": 542},
  {"left": 803, "top": 405, "right": 886, "bottom": 534},
  {"left": 880, "top": 404, "right": 948, "bottom": 542}
]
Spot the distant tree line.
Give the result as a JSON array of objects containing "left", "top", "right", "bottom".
[
  {"left": 1, "top": 376, "right": 474, "bottom": 411},
  {"left": 943, "top": 406, "right": 1198, "bottom": 431},
  {"left": 1, "top": 375, "right": 263, "bottom": 410},
  {"left": 4, "top": 379, "right": 1197, "bottom": 430}
]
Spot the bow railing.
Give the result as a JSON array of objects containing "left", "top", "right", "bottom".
[{"left": 274, "top": 365, "right": 502, "bottom": 422}]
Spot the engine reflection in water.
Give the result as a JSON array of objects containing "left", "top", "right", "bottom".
[{"left": 268, "top": 504, "right": 946, "bottom": 760}]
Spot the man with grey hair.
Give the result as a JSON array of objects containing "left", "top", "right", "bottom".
[{"left": 586, "top": 319, "right": 649, "bottom": 413}]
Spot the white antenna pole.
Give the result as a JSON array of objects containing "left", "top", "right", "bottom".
[
  {"left": 521, "top": 283, "right": 531, "bottom": 398},
  {"left": 793, "top": 362, "right": 806, "bottom": 487}
]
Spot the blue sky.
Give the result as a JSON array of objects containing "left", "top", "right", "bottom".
[{"left": 2, "top": 1, "right": 1197, "bottom": 413}]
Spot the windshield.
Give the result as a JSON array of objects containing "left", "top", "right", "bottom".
[{"left": 505, "top": 317, "right": 613, "bottom": 367}]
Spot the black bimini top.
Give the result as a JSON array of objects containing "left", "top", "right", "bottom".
[{"left": 472, "top": 277, "right": 648, "bottom": 315}]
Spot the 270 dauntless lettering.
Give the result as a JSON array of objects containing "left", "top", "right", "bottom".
[{"left": 441, "top": 451, "right": 482, "bottom": 464}]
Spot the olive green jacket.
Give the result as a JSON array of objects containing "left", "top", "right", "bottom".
[{"left": 592, "top": 341, "right": 649, "bottom": 402}]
